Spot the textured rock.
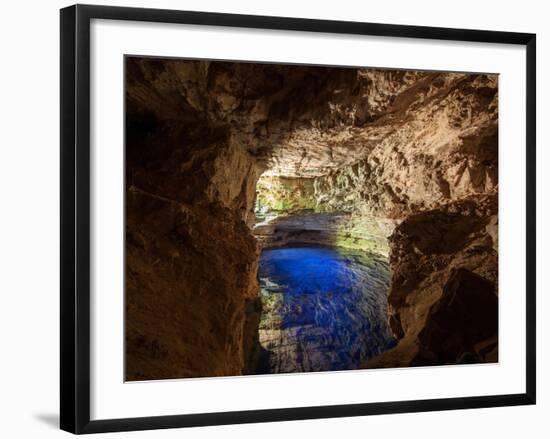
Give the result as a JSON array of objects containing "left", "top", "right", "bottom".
[
  {"left": 254, "top": 175, "right": 393, "bottom": 255},
  {"left": 414, "top": 268, "right": 497, "bottom": 365},
  {"left": 254, "top": 211, "right": 390, "bottom": 256},
  {"left": 363, "top": 194, "right": 498, "bottom": 368},
  {"left": 127, "top": 58, "right": 497, "bottom": 186},
  {"left": 125, "top": 58, "right": 262, "bottom": 380},
  {"left": 125, "top": 190, "right": 260, "bottom": 380},
  {"left": 256, "top": 176, "right": 317, "bottom": 212}
]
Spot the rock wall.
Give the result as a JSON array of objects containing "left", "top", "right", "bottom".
[
  {"left": 364, "top": 194, "right": 498, "bottom": 367},
  {"left": 256, "top": 176, "right": 317, "bottom": 212},
  {"left": 126, "top": 190, "right": 259, "bottom": 379},
  {"left": 311, "top": 73, "right": 498, "bottom": 220},
  {"left": 125, "top": 58, "right": 262, "bottom": 380},
  {"left": 254, "top": 175, "right": 392, "bottom": 255},
  {"left": 255, "top": 211, "right": 390, "bottom": 256}
]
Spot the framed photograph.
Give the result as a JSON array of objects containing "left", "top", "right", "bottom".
[{"left": 60, "top": 4, "right": 536, "bottom": 434}]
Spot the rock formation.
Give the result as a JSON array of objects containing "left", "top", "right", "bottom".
[
  {"left": 364, "top": 194, "right": 498, "bottom": 368},
  {"left": 125, "top": 56, "right": 498, "bottom": 380},
  {"left": 125, "top": 59, "right": 262, "bottom": 379}
]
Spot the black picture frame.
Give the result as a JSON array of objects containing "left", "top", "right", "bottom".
[{"left": 60, "top": 4, "right": 536, "bottom": 434}]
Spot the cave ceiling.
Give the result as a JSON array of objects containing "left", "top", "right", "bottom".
[{"left": 127, "top": 59, "right": 496, "bottom": 179}]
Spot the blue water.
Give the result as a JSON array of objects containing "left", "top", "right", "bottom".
[{"left": 257, "top": 247, "right": 396, "bottom": 373}]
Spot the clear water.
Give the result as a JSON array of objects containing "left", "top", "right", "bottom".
[{"left": 257, "top": 246, "right": 396, "bottom": 374}]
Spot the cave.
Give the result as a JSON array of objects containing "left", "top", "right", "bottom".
[
  {"left": 125, "top": 57, "right": 498, "bottom": 381},
  {"left": 252, "top": 174, "right": 396, "bottom": 374}
]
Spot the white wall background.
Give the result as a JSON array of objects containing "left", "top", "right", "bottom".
[{"left": 0, "top": 0, "right": 546, "bottom": 437}]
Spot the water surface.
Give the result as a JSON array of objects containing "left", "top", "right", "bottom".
[{"left": 257, "top": 246, "right": 396, "bottom": 374}]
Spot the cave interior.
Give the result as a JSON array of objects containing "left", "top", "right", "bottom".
[{"left": 125, "top": 57, "right": 499, "bottom": 381}]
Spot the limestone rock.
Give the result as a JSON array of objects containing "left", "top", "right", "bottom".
[{"left": 363, "top": 194, "right": 498, "bottom": 369}]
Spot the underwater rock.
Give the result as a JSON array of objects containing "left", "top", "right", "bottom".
[{"left": 256, "top": 247, "right": 395, "bottom": 373}]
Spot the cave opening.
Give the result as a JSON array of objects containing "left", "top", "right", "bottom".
[{"left": 250, "top": 173, "right": 396, "bottom": 374}]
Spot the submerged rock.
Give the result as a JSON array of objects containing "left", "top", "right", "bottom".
[{"left": 255, "top": 247, "right": 395, "bottom": 374}]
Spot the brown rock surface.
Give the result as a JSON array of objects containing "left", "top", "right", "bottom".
[
  {"left": 126, "top": 190, "right": 259, "bottom": 379},
  {"left": 254, "top": 211, "right": 390, "bottom": 256},
  {"left": 363, "top": 194, "right": 498, "bottom": 368},
  {"left": 414, "top": 268, "right": 497, "bottom": 365},
  {"left": 125, "top": 58, "right": 262, "bottom": 379}
]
